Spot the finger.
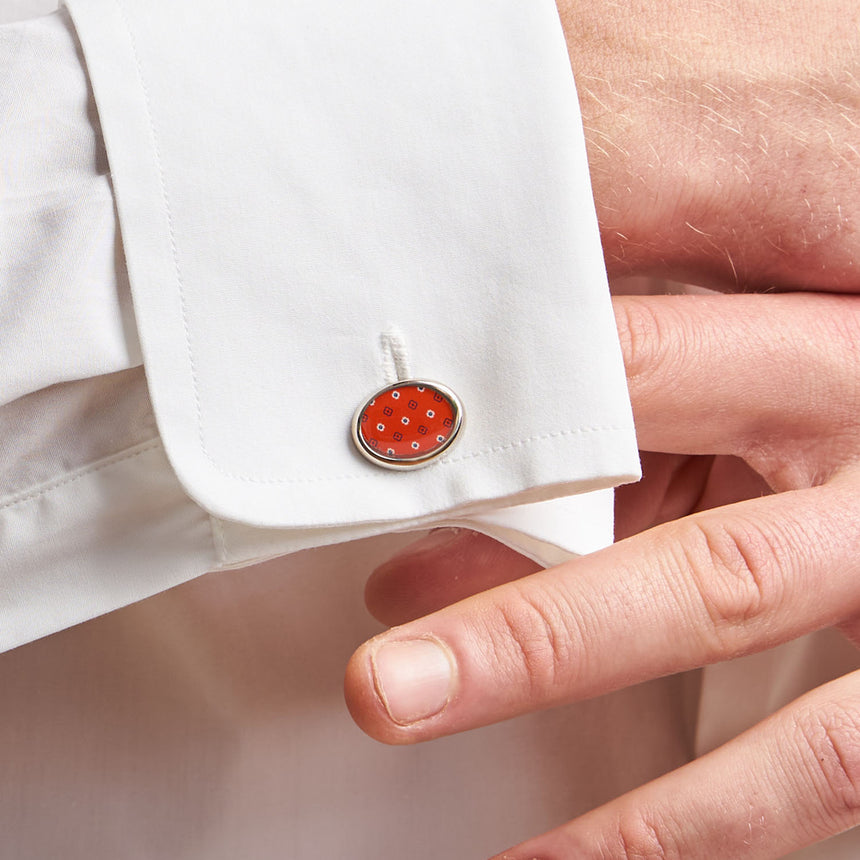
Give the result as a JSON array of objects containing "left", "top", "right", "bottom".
[
  {"left": 365, "top": 294, "right": 855, "bottom": 628},
  {"left": 493, "top": 670, "right": 860, "bottom": 860},
  {"left": 614, "top": 453, "right": 713, "bottom": 538},
  {"left": 615, "top": 453, "right": 773, "bottom": 540},
  {"left": 344, "top": 475, "right": 860, "bottom": 744},
  {"left": 614, "top": 293, "right": 860, "bottom": 485},
  {"left": 368, "top": 457, "right": 771, "bottom": 627},
  {"left": 365, "top": 529, "right": 538, "bottom": 627}
]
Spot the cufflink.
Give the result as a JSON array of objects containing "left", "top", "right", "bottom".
[{"left": 351, "top": 380, "right": 463, "bottom": 470}]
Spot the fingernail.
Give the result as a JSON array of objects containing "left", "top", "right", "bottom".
[{"left": 371, "top": 637, "right": 455, "bottom": 725}]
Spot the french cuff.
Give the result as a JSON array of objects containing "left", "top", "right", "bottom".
[
  {"left": 62, "top": 0, "right": 638, "bottom": 526},
  {"left": 0, "top": 2, "right": 640, "bottom": 651}
]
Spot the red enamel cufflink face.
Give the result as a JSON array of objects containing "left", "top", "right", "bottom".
[{"left": 351, "top": 380, "right": 464, "bottom": 469}]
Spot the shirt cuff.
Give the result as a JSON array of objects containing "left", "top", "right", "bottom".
[{"left": 0, "top": 3, "right": 639, "bottom": 650}]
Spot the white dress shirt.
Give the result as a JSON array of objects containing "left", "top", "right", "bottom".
[
  {"left": 1, "top": 1, "right": 639, "bottom": 652},
  {"left": 1, "top": 3, "right": 857, "bottom": 858}
]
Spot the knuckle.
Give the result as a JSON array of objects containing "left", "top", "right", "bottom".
[
  {"left": 485, "top": 584, "right": 581, "bottom": 698},
  {"left": 793, "top": 703, "right": 860, "bottom": 832},
  {"left": 602, "top": 809, "right": 681, "bottom": 860},
  {"left": 613, "top": 297, "right": 681, "bottom": 385},
  {"left": 677, "top": 517, "right": 786, "bottom": 653}
]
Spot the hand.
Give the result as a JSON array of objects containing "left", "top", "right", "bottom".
[
  {"left": 345, "top": 292, "right": 860, "bottom": 858},
  {"left": 555, "top": 0, "right": 860, "bottom": 292}
]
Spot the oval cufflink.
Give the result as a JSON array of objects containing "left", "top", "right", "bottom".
[{"left": 351, "top": 380, "right": 464, "bottom": 470}]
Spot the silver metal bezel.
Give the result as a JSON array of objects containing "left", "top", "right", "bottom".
[{"left": 351, "top": 379, "right": 464, "bottom": 470}]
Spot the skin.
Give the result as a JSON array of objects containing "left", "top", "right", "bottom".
[
  {"left": 345, "top": 3, "right": 860, "bottom": 857},
  {"left": 565, "top": 0, "right": 860, "bottom": 291}
]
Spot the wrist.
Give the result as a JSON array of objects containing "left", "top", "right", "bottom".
[{"left": 557, "top": 0, "right": 860, "bottom": 291}]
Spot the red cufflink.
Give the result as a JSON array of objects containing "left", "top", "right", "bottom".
[{"left": 351, "top": 380, "right": 464, "bottom": 469}]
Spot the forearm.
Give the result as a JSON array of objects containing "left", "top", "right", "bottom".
[{"left": 557, "top": 0, "right": 860, "bottom": 290}]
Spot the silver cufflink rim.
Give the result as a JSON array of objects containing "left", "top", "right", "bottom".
[{"left": 350, "top": 378, "right": 464, "bottom": 471}]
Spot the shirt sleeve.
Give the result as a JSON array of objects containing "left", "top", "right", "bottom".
[{"left": 0, "top": 2, "right": 639, "bottom": 651}]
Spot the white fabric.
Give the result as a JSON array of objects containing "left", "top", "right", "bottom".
[
  {"left": 63, "top": 0, "right": 637, "bottom": 527},
  {"left": 0, "top": 12, "right": 140, "bottom": 405},
  {"left": 0, "top": 536, "right": 697, "bottom": 860},
  {"left": 2, "top": 4, "right": 859, "bottom": 859},
  {"left": 0, "top": 4, "right": 636, "bottom": 651}
]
